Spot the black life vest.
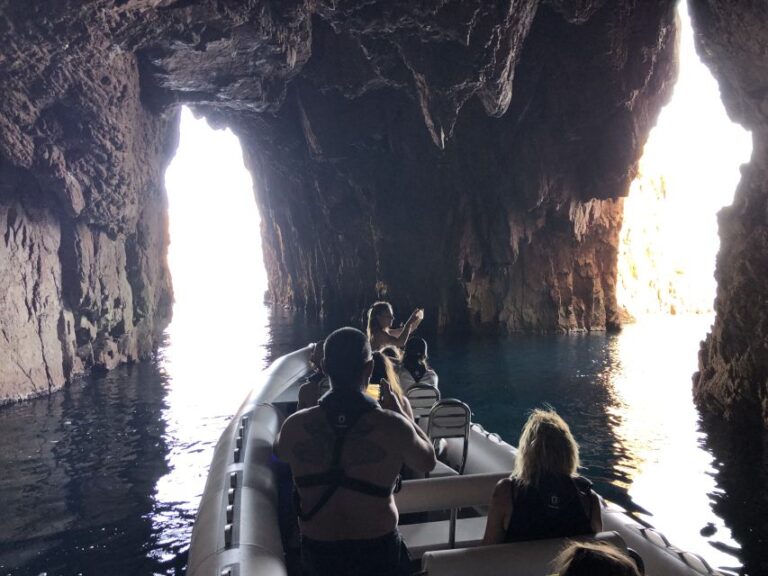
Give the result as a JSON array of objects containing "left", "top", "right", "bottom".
[
  {"left": 504, "top": 474, "right": 594, "bottom": 542},
  {"left": 293, "top": 390, "right": 400, "bottom": 521}
]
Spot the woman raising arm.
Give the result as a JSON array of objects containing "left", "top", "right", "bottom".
[{"left": 366, "top": 301, "right": 424, "bottom": 351}]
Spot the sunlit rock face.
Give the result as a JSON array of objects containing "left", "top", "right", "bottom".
[
  {"left": 691, "top": 1, "right": 768, "bottom": 430},
  {"left": 0, "top": 0, "right": 678, "bottom": 401}
]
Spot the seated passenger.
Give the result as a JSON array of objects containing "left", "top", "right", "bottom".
[
  {"left": 367, "top": 301, "right": 424, "bottom": 351},
  {"left": 275, "top": 327, "right": 436, "bottom": 576},
  {"left": 370, "top": 351, "right": 414, "bottom": 421},
  {"left": 552, "top": 541, "right": 642, "bottom": 576},
  {"left": 398, "top": 337, "right": 438, "bottom": 392},
  {"left": 482, "top": 408, "right": 602, "bottom": 545},
  {"left": 298, "top": 339, "right": 330, "bottom": 409}
]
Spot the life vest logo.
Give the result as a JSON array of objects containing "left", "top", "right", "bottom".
[
  {"left": 336, "top": 414, "right": 347, "bottom": 426},
  {"left": 550, "top": 495, "right": 560, "bottom": 507}
]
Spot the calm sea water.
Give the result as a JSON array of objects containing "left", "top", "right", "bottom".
[{"left": 0, "top": 312, "right": 758, "bottom": 575}]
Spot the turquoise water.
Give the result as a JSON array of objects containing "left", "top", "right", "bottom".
[
  {"left": 432, "top": 316, "right": 742, "bottom": 571},
  {"left": 0, "top": 312, "right": 755, "bottom": 574}
]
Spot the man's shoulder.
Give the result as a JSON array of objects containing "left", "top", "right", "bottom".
[
  {"left": 297, "top": 380, "right": 319, "bottom": 400},
  {"left": 365, "top": 408, "right": 413, "bottom": 435},
  {"left": 283, "top": 405, "right": 323, "bottom": 429}
]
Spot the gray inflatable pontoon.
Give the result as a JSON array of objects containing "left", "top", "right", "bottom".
[{"left": 187, "top": 345, "right": 727, "bottom": 576}]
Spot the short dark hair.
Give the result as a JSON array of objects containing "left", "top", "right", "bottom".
[{"left": 323, "top": 327, "right": 372, "bottom": 390}]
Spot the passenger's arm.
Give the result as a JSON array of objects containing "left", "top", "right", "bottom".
[
  {"left": 589, "top": 490, "right": 603, "bottom": 533},
  {"left": 297, "top": 381, "right": 319, "bottom": 410},
  {"left": 388, "top": 309, "right": 424, "bottom": 348},
  {"left": 401, "top": 396, "right": 415, "bottom": 421},
  {"left": 273, "top": 414, "right": 296, "bottom": 463},
  {"left": 482, "top": 479, "right": 512, "bottom": 545},
  {"left": 381, "top": 380, "right": 435, "bottom": 472},
  {"left": 401, "top": 415, "right": 436, "bottom": 473}
]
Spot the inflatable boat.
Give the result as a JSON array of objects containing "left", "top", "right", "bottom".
[{"left": 187, "top": 345, "right": 726, "bottom": 576}]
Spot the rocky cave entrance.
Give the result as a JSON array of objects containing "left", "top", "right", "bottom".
[
  {"left": 617, "top": 2, "right": 753, "bottom": 319},
  {"left": 163, "top": 107, "right": 270, "bottom": 384}
]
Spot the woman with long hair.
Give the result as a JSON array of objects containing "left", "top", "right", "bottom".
[
  {"left": 482, "top": 408, "right": 602, "bottom": 545},
  {"left": 398, "top": 337, "right": 438, "bottom": 392},
  {"left": 366, "top": 301, "right": 423, "bottom": 351},
  {"left": 369, "top": 351, "right": 414, "bottom": 421}
]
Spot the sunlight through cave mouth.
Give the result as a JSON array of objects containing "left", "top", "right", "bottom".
[
  {"left": 616, "top": 1, "right": 753, "bottom": 320},
  {"left": 163, "top": 106, "right": 271, "bottom": 384}
]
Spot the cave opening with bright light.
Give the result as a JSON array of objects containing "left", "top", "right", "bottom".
[
  {"left": 616, "top": 2, "right": 753, "bottom": 320},
  {"left": 163, "top": 107, "right": 270, "bottom": 386}
]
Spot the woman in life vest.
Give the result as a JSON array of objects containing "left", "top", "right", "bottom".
[
  {"left": 398, "top": 337, "right": 438, "bottom": 392},
  {"left": 482, "top": 408, "right": 602, "bottom": 544},
  {"left": 366, "top": 301, "right": 423, "bottom": 351}
]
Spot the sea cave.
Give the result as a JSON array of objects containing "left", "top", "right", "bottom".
[{"left": 1, "top": 0, "right": 767, "bottom": 573}]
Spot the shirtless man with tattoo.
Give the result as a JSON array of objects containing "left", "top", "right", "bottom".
[{"left": 275, "top": 327, "right": 436, "bottom": 576}]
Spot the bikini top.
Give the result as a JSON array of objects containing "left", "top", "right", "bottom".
[{"left": 293, "top": 390, "right": 399, "bottom": 521}]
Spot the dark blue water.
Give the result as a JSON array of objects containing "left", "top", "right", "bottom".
[{"left": 0, "top": 312, "right": 757, "bottom": 575}]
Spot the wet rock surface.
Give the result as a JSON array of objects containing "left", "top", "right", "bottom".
[
  {"left": 690, "top": 0, "right": 768, "bottom": 430},
  {"left": 0, "top": 1, "right": 176, "bottom": 403}
]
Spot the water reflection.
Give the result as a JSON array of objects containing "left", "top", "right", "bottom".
[
  {"left": 0, "top": 363, "right": 171, "bottom": 574},
  {"left": 604, "top": 316, "right": 740, "bottom": 570},
  {"left": 699, "top": 413, "right": 768, "bottom": 575}
]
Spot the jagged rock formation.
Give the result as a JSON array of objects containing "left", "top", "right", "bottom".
[
  {"left": 691, "top": 1, "right": 768, "bottom": 428},
  {"left": 216, "top": 1, "right": 678, "bottom": 335},
  {"left": 1, "top": 0, "right": 680, "bottom": 404},
  {"left": 0, "top": 6, "right": 176, "bottom": 404}
]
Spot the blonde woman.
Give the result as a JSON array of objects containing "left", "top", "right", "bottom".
[
  {"left": 482, "top": 409, "right": 602, "bottom": 545},
  {"left": 370, "top": 351, "right": 414, "bottom": 421},
  {"left": 366, "top": 301, "right": 423, "bottom": 351}
]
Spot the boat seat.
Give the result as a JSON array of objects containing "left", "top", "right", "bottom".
[
  {"left": 420, "top": 531, "right": 627, "bottom": 576},
  {"left": 427, "top": 399, "right": 471, "bottom": 477},
  {"left": 407, "top": 384, "right": 441, "bottom": 421},
  {"left": 430, "top": 459, "right": 459, "bottom": 478},
  {"left": 396, "top": 473, "right": 508, "bottom": 558},
  {"left": 399, "top": 516, "right": 488, "bottom": 559}
]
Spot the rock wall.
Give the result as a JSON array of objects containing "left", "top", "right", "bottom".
[
  {"left": 690, "top": 0, "right": 768, "bottom": 429},
  {"left": 207, "top": 1, "right": 678, "bottom": 333},
  {"left": 0, "top": 4, "right": 175, "bottom": 403},
  {"left": 1, "top": 0, "right": 679, "bottom": 402}
]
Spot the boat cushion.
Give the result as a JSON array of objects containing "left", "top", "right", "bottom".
[
  {"left": 420, "top": 531, "right": 627, "bottom": 576},
  {"left": 396, "top": 472, "right": 507, "bottom": 514},
  {"left": 399, "top": 516, "right": 488, "bottom": 559},
  {"left": 430, "top": 460, "right": 459, "bottom": 478}
]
